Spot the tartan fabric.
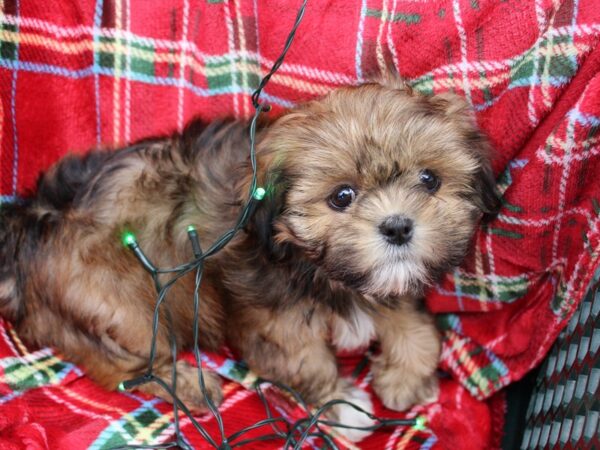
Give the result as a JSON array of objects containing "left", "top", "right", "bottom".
[
  {"left": 520, "top": 267, "right": 599, "bottom": 449},
  {"left": 0, "top": 0, "right": 599, "bottom": 448}
]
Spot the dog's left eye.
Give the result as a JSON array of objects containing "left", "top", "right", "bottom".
[
  {"left": 329, "top": 185, "right": 356, "bottom": 210},
  {"left": 419, "top": 169, "right": 441, "bottom": 193}
]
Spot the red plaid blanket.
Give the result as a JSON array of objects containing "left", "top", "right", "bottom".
[{"left": 1, "top": 0, "right": 599, "bottom": 448}]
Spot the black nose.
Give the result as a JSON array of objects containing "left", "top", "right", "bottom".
[{"left": 379, "top": 215, "right": 414, "bottom": 246}]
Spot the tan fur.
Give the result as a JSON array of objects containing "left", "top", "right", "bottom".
[
  {"left": 371, "top": 300, "right": 441, "bottom": 410},
  {"left": 0, "top": 81, "right": 498, "bottom": 441}
]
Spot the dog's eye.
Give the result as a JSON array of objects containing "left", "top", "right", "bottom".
[
  {"left": 329, "top": 185, "right": 356, "bottom": 210},
  {"left": 419, "top": 169, "right": 441, "bottom": 193}
]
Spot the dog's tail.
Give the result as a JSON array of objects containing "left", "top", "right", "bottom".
[
  {"left": 34, "top": 151, "right": 113, "bottom": 211},
  {"left": 0, "top": 151, "right": 111, "bottom": 323}
]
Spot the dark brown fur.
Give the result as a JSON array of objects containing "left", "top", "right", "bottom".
[{"left": 0, "top": 81, "right": 499, "bottom": 440}]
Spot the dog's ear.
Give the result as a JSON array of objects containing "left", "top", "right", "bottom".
[
  {"left": 428, "top": 92, "right": 501, "bottom": 221},
  {"left": 463, "top": 123, "right": 501, "bottom": 223},
  {"left": 473, "top": 160, "right": 501, "bottom": 222},
  {"left": 243, "top": 166, "right": 295, "bottom": 260},
  {"left": 246, "top": 164, "right": 325, "bottom": 262}
]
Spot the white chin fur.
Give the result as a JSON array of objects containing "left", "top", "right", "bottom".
[
  {"left": 366, "top": 259, "right": 428, "bottom": 297},
  {"left": 330, "top": 385, "right": 376, "bottom": 442}
]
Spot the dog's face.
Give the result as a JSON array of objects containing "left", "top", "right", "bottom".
[{"left": 253, "top": 82, "right": 499, "bottom": 298}]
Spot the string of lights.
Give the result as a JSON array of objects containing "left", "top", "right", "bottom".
[{"left": 111, "top": 1, "right": 425, "bottom": 448}]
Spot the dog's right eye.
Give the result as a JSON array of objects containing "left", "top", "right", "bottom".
[
  {"left": 419, "top": 169, "right": 441, "bottom": 193},
  {"left": 329, "top": 185, "right": 356, "bottom": 210}
]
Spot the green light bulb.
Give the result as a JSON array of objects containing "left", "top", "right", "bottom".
[
  {"left": 117, "top": 382, "right": 126, "bottom": 391},
  {"left": 253, "top": 187, "right": 266, "bottom": 201},
  {"left": 187, "top": 225, "right": 196, "bottom": 233},
  {"left": 122, "top": 231, "right": 137, "bottom": 247},
  {"left": 414, "top": 416, "right": 427, "bottom": 430}
]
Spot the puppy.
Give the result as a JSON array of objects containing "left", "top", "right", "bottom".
[{"left": 0, "top": 80, "right": 498, "bottom": 441}]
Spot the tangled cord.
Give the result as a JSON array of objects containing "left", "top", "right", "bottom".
[{"left": 112, "top": 1, "right": 423, "bottom": 448}]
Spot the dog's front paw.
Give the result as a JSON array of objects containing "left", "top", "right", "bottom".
[
  {"left": 327, "top": 382, "right": 376, "bottom": 442},
  {"left": 373, "top": 368, "right": 439, "bottom": 412}
]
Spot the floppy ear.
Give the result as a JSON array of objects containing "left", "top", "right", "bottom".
[
  {"left": 245, "top": 163, "right": 326, "bottom": 262},
  {"left": 463, "top": 128, "right": 501, "bottom": 222},
  {"left": 473, "top": 161, "right": 502, "bottom": 222},
  {"left": 462, "top": 120, "right": 501, "bottom": 222},
  {"left": 429, "top": 92, "right": 501, "bottom": 221},
  {"left": 466, "top": 131, "right": 501, "bottom": 222},
  {"left": 245, "top": 167, "right": 292, "bottom": 260}
]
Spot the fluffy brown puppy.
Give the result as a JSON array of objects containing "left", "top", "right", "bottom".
[{"left": 0, "top": 80, "right": 498, "bottom": 441}]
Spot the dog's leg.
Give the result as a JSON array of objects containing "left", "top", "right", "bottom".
[
  {"left": 249, "top": 338, "right": 375, "bottom": 442},
  {"left": 126, "top": 360, "right": 223, "bottom": 414},
  {"left": 19, "top": 305, "right": 222, "bottom": 414},
  {"left": 371, "top": 300, "right": 441, "bottom": 411},
  {"left": 231, "top": 309, "right": 375, "bottom": 441},
  {"left": 77, "top": 338, "right": 221, "bottom": 414}
]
